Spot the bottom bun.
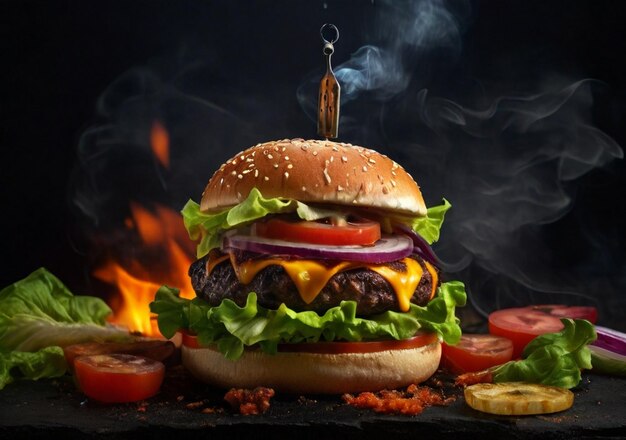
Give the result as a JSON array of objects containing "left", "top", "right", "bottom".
[{"left": 182, "top": 341, "right": 441, "bottom": 394}]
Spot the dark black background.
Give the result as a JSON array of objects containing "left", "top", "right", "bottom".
[{"left": 1, "top": 0, "right": 625, "bottom": 327}]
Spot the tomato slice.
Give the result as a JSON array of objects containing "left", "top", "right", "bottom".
[
  {"left": 180, "top": 331, "right": 437, "bottom": 354},
  {"left": 488, "top": 304, "right": 598, "bottom": 358},
  {"left": 63, "top": 340, "right": 175, "bottom": 372},
  {"left": 74, "top": 354, "right": 165, "bottom": 403},
  {"left": 253, "top": 218, "right": 381, "bottom": 246},
  {"left": 180, "top": 330, "right": 201, "bottom": 349},
  {"left": 441, "top": 334, "right": 513, "bottom": 374}
]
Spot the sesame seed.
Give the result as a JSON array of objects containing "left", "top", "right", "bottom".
[
  {"left": 341, "top": 156, "right": 348, "bottom": 163},
  {"left": 323, "top": 168, "right": 332, "bottom": 184},
  {"left": 232, "top": 160, "right": 237, "bottom": 166},
  {"left": 284, "top": 156, "right": 290, "bottom": 161},
  {"left": 267, "top": 154, "right": 274, "bottom": 159},
  {"left": 226, "top": 184, "right": 231, "bottom": 188},
  {"left": 362, "top": 166, "right": 368, "bottom": 172},
  {"left": 231, "top": 171, "right": 237, "bottom": 176},
  {"left": 242, "top": 169, "right": 251, "bottom": 174},
  {"left": 237, "top": 192, "right": 242, "bottom": 199},
  {"left": 282, "top": 147, "right": 286, "bottom": 152},
  {"left": 237, "top": 174, "right": 243, "bottom": 179},
  {"left": 274, "top": 146, "right": 279, "bottom": 152},
  {"left": 248, "top": 163, "right": 255, "bottom": 168},
  {"left": 254, "top": 169, "right": 259, "bottom": 178},
  {"left": 391, "top": 180, "right": 397, "bottom": 187},
  {"left": 382, "top": 187, "right": 389, "bottom": 194},
  {"left": 219, "top": 178, "right": 224, "bottom": 185},
  {"left": 273, "top": 164, "right": 279, "bottom": 169},
  {"left": 301, "top": 186, "right": 307, "bottom": 191},
  {"left": 264, "top": 176, "right": 269, "bottom": 181},
  {"left": 251, "top": 151, "right": 256, "bottom": 157},
  {"left": 312, "top": 151, "right": 318, "bottom": 156},
  {"left": 287, "top": 163, "right": 293, "bottom": 169},
  {"left": 246, "top": 158, "right": 254, "bottom": 163},
  {"left": 337, "top": 185, "right": 344, "bottom": 192},
  {"left": 332, "top": 146, "right": 339, "bottom": 152},
  {"left": 284, "top": 171, "right": 289, "bottom": 179},
  {"left": 369, "top": 158, "right": 376, "bottom": 164},
  {"left": 240, "top": 155, "right": 245, "bottom": 161},
  {"left": 330, "top": 156, "right": 334, "bottom": 162},
  {"left": 301, "top": 145, "right": 309, "bottom": 151},
  {"left": 391, "top": 171, "right": 397, "bottom": 177}
]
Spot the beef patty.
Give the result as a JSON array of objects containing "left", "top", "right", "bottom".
[{"left": 189, "top": 249, "right": 439, "bottom": 316}]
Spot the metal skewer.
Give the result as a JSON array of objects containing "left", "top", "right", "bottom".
[{"left": 317, "top": 23, "right": 341, "bottom": 140}]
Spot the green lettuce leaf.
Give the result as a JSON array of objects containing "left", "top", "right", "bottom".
[
  {"left": 0, "top": 347, "right": 66, "bottom": 390},
  {"left": 409, "top": 199, "right": 451, "bottom": 244},
  {"left": 0, "top": 268, "right": 130, "bottom": 352},
  {"left": 150, "top": 281, "right": 466, "bottom": 360},
  {"left": 182, "top": 187, "right": 452, "bottom": 257},
  {"left": 492, "top": 318, "right": 596, "bottom": 389},
  {"left": 0, "top": 268, "right": 131, "bottom": 390}
]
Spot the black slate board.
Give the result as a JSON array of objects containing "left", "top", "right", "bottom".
[{"left": 1, "top": 367, "right": 625, "bottom": 440}]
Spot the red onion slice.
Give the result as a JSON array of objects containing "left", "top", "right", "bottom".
[
  {"left": 223, "top": 234, "right": 413, "bottom": 264},
  {"left": 392, "top": 223, "right": 443, "bottom": 268},
  {"left": 593, "top": 326, "right": 626, "bottom": 356}
]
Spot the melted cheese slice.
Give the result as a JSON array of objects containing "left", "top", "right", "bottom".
[{"left": 206, "top": 252, "right": 439, "bottom": 312}]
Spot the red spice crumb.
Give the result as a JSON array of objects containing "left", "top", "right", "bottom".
[
  {"left": 224, "top": 387, "right": 275, "bottom": 415},
  {"left": 201, "top": 407, "right": 224, "bottom": 414},
  {"left": 455, "top": 369, "right": 494, "bottom": 387},
  {"left": 343, "top": 385, "right": 454, "bottom": 416},
  {"left": 185, "top": 401, "right": 205, "bottom": 410}
]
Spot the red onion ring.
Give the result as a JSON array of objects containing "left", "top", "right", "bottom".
[
  {"left": 593, "top": 326, "right": 626, "bottom": 356},
  {"left": 222, "top": 234, "right": 413, "bottom": 264},
  {"left": 392, "top": 223, "right": 443, "bottom": 268}
]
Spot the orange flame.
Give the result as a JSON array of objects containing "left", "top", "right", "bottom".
[
  {"left": 150, "top": 120, "right": 170, "bottom": 168},
  {"left": 94, "top": 203, "right": 195, "bottom": 337}
]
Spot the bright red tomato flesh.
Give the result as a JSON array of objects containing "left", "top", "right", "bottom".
[
  {"left": 181, "top": 331, "right": 437, "bottom": 354},
  {"left": 74, "top": 354, "right": 165, "bottom": 403},
  {"left": 254, "top": 218, "right": 381, "bottom": 246},
  {"left": 441, "top": 334, "right": 513, "bottom": 374},
  {"left": 489, "top": 304, "right": 598, "bottom": 358}
]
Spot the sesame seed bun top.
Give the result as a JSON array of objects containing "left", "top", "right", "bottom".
[{"left": 200, "top": 138, "right": 426, "bottom": 216}]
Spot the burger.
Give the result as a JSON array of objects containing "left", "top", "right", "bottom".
[{"left": 151, "top": 138, "right": 466, "bottom": 394}]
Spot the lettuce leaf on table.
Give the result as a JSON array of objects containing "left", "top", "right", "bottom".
[
  {"left": 0, "top": 268, "right": 130, "bottom": 390},
  {"left": 150, "top": 280, "right": 467, "bottom": 360},
  {"left": 492, "top": 318, "right": 596, "bottom": 389}
]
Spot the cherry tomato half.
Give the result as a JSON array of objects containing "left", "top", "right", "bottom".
[
  {"left": 63, "top": 340, "right": 175, "bottom": 372},
  {"left": 74, "top": 354, "right": 165, "bottom": 403},
  {"left": 253, "top": 218, "right": 381, "bottom": 246},
  {"left": 441, "top": 334, "right": 513, "bottom": 374},
  {"left": 488, "top": 304, "right": 598, "bottom": 358},
  {"left": 180, "top": 331, "right": 437, "bottom": 354}
]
